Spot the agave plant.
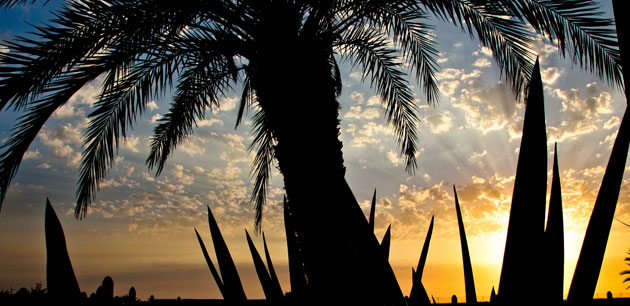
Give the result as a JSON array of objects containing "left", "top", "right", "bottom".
[{"left": 195, "top": 205, "right": 247, "bottom": 303}]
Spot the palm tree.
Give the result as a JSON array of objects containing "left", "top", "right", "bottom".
[{"left": 0, "top": 0, "right": 622, "bottom": 303}]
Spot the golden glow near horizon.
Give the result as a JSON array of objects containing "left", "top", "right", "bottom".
[{"left": 1, "top": 0, "right": 630, "bottom": 301}]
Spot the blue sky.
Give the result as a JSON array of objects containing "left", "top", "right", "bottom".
[{"left": 1, "top": 0, "right": 630, "bottom": 301}]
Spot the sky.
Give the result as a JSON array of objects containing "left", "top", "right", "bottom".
[{"left": 1, "top": 0, "right": 630, "bottom": 302}]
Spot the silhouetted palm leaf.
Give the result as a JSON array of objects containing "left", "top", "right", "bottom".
[{"left": 506, "top": 0, "right": 622, "bottom": 88}]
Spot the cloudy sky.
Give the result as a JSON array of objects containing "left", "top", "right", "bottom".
[{"left": 1, "top": 0, "right": 630, "bottom": 302}]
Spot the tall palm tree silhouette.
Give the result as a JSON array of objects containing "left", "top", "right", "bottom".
[{"left": 0, "top": 0, "right": 622, "bottom": 303}]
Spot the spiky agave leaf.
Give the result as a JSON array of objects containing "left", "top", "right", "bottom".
[
  {"left": 369, "top": 188, "right": 376, "bottom": 233},
  {"left": 409, "top": 269, "right": 430, "bottom": 306},
  {"left": 262, "top": 232, "right": 283, "bottom": 299},
  {"left": 381, "top": 224, "right": 391, "bottom": 261},
  {"left": 194, "top": 228, "right": 225, "bottom": 298},
  {"left": 45, "top": 198, "right": 81, "bottom": 303},
  {"left": 206, "top": 205, "right": 247, "bottom": 303},
  {"left": 498, "top": 58, "right": 547, "bottom": 302},
  {"left": 453, "top": 186, "right": 477, "bottom": 303},
  {"left": 416, "top": 215, "right": 434, "bottom": 279},
  {"left": 542, "top": 143, "right": 564, "bottom": 303},
  {"left": 409, "top": 215, "right": 434, "bottom": 305},
  {"left": 245, "top": 229, "right": 276, "bottom": 301}
]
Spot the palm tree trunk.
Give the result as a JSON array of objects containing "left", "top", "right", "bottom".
[{"left": 248, "top": 18, "right": 403, "bottom": 305}]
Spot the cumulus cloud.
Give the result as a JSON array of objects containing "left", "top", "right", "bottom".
[
  {"left": 147, "top": 101, "right": 159, "bottom": 111},
  {"left": 532, "top": 34, "right": 559, "bottom": 63},
  {"left": 198, "top": 119, "right": 223, "bottom": 127},
  {"left": 349, "top": 72, "right": 363, "bottom": 81},
  {"left": 36, "top": 163, "right": 51, "bottom": 169},
  {"left": 219, "top": 96, "right": 238, "bottom": 112},
  {"left": 541, "top": 67, "right": 562, "bottom": 85},
  {"left": 452, "top": 79, "right": 519, "bottom": 133},
  {"left": 350, "top": 91, "right": 364, "bottom": 104},
  {"left": 55, "top": 80, "right": 101, "bottom": 118},
  {"left": 151, "top": 114, "right": 163, "bottom": 123},
  {"left": 440, "top": 80, "right": 461, "bottom": 96},
  {"left": 181, "top": 132, "right": 249, "bottom": 163},
  {"left": 38, "top": 123, "right": 83, "bottom": 166},
  {"left": 172, "top": 164, "right": 195, "bottom": 185},
  {"left": 424, "top": 112, "right": 452, "bottom": 133},
  {"left": 345, "top": 122, "right": 391, "bottom": 147},
  {"left": 387, "top": 150, "right": 403, "bottom": 166},
  {"left": 366, "top": 95, "right": 381, "bottom": 106},
  {"left": 23, "top": 149, "right": 41, "bottom": 160},
  {"left": 472, "top": 58, "right": 491, "bottom": 68},
  {"left": 344, "top": 105, "right": 380, "bottom": 120},
  {"left": 547, "top": 82, "right": 613, "bottom": 142},
  {"left": 180, "top": 136, "right": 207, "bottom": 156},
  {"left": 436, "top": 68, "right": 464, "bottom": 81},
  {"left": 123, "top": 135, "right": 141, "bottom": 153},
  {"left": 604, "top": 116, "right": 620, "bottom": 130}
]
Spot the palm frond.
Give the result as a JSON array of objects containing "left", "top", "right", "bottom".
[
  {"left": 249, "top": 104, "right": 275, "bottom": 233},
  {"left": 146, "top": 54, "right": 240, "bottom": 177},
  {"left": 77, "top": 52, "right": 184, "bottom": 217},
  {"left": 337, "top": 26, "right": 419, "bottom": 174},
  {"left": 74, "top": 0, "right": 234, "bottom": 217},
  {"left": 420, "top": 0, "right": 536, "bottom": 97},
  {"left": 235, "top": 75, "right": 253, "bottom": 129},
  {"left": 370, "top": 2, "right": 441, "bottom": 105},
  {"left": 506, "top": 0, "right": 622, "bottom": 89},
  {"left": 0, "top": 0, "right": 46, "bottom": 9},
  {"left": 0, "top": 66, "right": 104, "bottom": 209},
  {"left": 0, "top": 0, "right": 114, "bottom": 111}
]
